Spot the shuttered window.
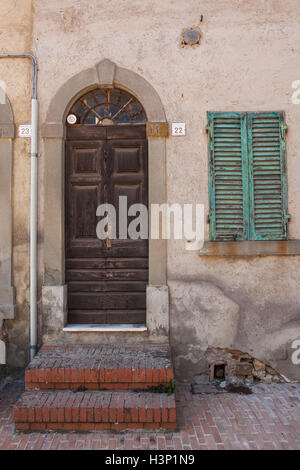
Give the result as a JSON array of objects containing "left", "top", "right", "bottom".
[{"left": 207, "top": 111, "right": 289, "bottom": 241}]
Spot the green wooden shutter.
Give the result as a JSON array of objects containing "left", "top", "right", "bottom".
[
  {"left": 248, "top": 112, "right": 289, "bottom": 240},
  {"left": 207, "top": 112, "right": 249, "bottom": 241}
]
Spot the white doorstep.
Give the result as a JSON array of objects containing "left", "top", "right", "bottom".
[{"left": 63, "top": 324, "right": 148, "bottom": 333}]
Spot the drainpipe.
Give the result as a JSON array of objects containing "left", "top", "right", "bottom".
[{"left": 0, "top": 54, "right": 38, "bottom": 360}]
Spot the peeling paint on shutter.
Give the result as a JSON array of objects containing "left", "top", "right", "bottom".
[
  {"left": 248, "top": 112, "right": 288, "bottom": 240},
  {"left": 208, "top": 111, "right": 289, "bottom": 241},
  {"left": 207, "top": 112, "right": 249, "bottom": 241}
]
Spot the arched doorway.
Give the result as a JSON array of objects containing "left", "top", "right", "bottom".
[
  {"left": 65, "top": 87, "right": 148, "bottom": 324},
  {"left": 42, "top": 59, "right": 168, "bottom": 342}
]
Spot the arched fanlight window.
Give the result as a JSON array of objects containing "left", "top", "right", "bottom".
[{"left": 67, "top": 88, "right": 147, "bottom": 125}]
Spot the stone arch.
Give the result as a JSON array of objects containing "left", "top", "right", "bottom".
[
  {"left": 43, "top": 59, "right": 166, "bottom": 137},
  {"left": 42, "top": 60, "right": 169, "bottom": 342}
]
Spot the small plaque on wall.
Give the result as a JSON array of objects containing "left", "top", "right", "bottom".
[
  {"left": 146, "top": 122, "right": 169, "bottom": 138},
  {"left": 171, "top": 122, "right": 186, "bottom": 136},
  {"left": 18, "top": 124, "right": 32, "bottom": 138}
]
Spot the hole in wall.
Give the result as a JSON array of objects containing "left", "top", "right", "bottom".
[{"left": 214, "top": 364, "right": 226, "bottom": 380}]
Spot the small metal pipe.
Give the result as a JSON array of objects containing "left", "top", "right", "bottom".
[
  {"left": 29, "top": 97, "right": 38, "bottom": 360},
  {"left": 0, "top": 53, "right": 39, "bottom": 360},
  {"left": 0, "top": 54, "right": 37, "bottom": 99}
]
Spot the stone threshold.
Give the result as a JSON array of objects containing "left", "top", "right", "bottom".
[{"left": 63, "top": 324, "right": 148, "bottom": 333}]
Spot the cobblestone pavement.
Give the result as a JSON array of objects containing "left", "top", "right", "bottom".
[{"left": 0, "top": 379, "right": 299, "bottom": 450}]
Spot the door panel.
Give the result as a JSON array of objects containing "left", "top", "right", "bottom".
[
  {"left": 66, "top": 269, "right": 148, "bottom": 282},
  {"left": 68, "top": 292, "right": 146, "bottom": 310},
  {"left": 68, "top": 310, "right": 146, "bottom": 325},
  {"left": 67, "top": 281, "right": 147, "bottom": 292},
  {"left": 65, "top": 125, "right": 148, "bottom": 324},
  {"left": 72, "top": 185, "right": 99, "bottom": 238}
]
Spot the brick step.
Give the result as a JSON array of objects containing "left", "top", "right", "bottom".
[
  {"left": 25, "top": 344, "right": 174, "bottom": 390},
  {"left": 14, "top": 390, "right": 176, "bottom": 432}
]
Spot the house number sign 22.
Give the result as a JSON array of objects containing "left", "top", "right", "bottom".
[{"left": 172, "top": 122, "right": 186, "bottom": 136}]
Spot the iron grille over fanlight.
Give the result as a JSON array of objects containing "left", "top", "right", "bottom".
[{"left": 68, "top": 88, "right": 146, "bottom": 125}]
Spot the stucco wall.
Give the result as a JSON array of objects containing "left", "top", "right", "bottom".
[
  {"left": 32, "top": 0, "right": 300, "bottom": 381},
  {"left": 3, "top": 0, "right": 300, "bottom": 380},
  {"left": 0, "top": 0, "right": 34, "bottom": 375}
]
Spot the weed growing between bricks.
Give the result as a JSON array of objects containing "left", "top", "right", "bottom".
[{"left": 134, "top": 379, "right": 180, "bottom": 396}]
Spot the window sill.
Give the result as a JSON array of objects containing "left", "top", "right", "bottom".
[{"left": 198, "top": 240, "right": 300, "bottom": 256}]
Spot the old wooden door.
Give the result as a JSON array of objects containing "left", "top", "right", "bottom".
[{"left": 65, "top": 124, "right": 148, "bottom": 324}]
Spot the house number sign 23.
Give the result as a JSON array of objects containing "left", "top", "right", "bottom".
[
  {"left": 18, "top": 124, "right": 32, "bottom": 138},
  {"left": 172, "top": 122, "right": 186, "bottom": 136}
]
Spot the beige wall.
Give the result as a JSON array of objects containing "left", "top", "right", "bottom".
[
  {"left": 32, "top": 0, "right": 300, "bottom": 238},
  {"left": 32, "top": 0, "right": 300, "bottom": 381},
  {"left": 0, "top": 0, "right": 34, "bottom": 372},
  {"left": 1, "top": 0, "right": 300, "bottom": 380}
]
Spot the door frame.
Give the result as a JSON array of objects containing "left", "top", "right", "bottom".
[{"left": 42, "top": 59, "right": 169, "bottom": 343}]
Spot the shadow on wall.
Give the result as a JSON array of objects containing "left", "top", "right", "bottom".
[{"left": 169, "top": 280, "right": 300, "bottom": 382}]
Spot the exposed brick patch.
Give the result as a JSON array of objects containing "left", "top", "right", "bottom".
[
  {"left": 14, "top": 390, "right": 176, "bottom": 432},
  {"left": 205, "top": 347, "right": 283, "bottom": 384}
]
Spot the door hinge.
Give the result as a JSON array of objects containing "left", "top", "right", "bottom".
[
  {"left": 280, "top": 122, "right": 288, "bottom": 140},
  {"left": 283, "top": 211, "right": 291, "bottom": 237},
  {"left": 206, "top": 120, "right": 213, "bottom": 150}
]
